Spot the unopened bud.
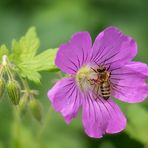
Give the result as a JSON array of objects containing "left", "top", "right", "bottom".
[
  {"left": 29, "top": 99, "right": 42, "bottom": 122},
  {"left": 0, "top": 77, "right": 5, "bottom": 98},
  {"left": 7, "top": 80, "right": 21, "bottom": 105},
  {"left": 19, "top": 95, "right": 28, "bottom": 115}
]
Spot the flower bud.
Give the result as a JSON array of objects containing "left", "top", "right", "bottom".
[
  {"left": 19, "top": 95, "right": 28, "bottom": 115},
  {"left": 29, "top": 99, "right": 42, "bottom": 122},
  {"left": 0, "top": 77, "right": 5, "bottom": 98},
  {"left": 7, "top": 80, "right": 21, "bottom": 105}
]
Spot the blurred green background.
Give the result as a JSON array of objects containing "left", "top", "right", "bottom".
[{"left": 0, "top": 0, "right": 148, "bottom": 148}]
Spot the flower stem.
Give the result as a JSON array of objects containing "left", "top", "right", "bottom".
[
  {"left": 21, "top": 78, "right": 30, "bottom": 92},
  {"left": 36, "top": 106, "right": 53, "bottom": 141},
  {"left": 11, "top": 106, "right": 22, "bottom": 148}
]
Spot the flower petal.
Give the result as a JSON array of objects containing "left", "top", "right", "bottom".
[
  {"left": 91, "top": 27, "right": 137, "bottom": 68},
  {"left": 111, "top": 62, "right": 148, "bottom": 103},
  {"left": 55, "top": 32, "right": 92, "bottom": 74},
  {"left": 48, "top": 78, "right": 82, "bottom": 123},
  {"left": 82, "top": 95, "right": 126, "bottom": 138}
]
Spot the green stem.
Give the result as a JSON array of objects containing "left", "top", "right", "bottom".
[
  {"left": 0, "top": 65, "right": 4, "bottom": 77},
  {"left": 36, "top": 106, "right": 53, "bottom": 143},
  {"left": 11, "top": 106, "right": 21, "bottom": 148},
  {"left": 21, "top": 78, "right": 30, "bottom": 92},
  {"left": 16, "top": 72, "right": 32, "bottom": 96},
  {"left": 20, "top": 78, "right": 38, "bottom": 100},
  {"left": 5, "top": 65, "right": 14, "bottom": 80}
]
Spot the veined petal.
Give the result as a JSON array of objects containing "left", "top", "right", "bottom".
[
  {"left": 105, "top": 99, "right": 126, "bottom": 134},
  {"left": 55, "top": 32, "right": 92, "bottom": 74},
  {"left": 91, "top": 27, "right": 137, "bottom": 68},
  {"left": 82, "top": 95, "right": 126, "bottom": 138},
  {"left": 119, "top": 61, "right": 148, "bottom": 77},
  {"left": 48, "top": 78, "right": 82, "bottom": 123},
  {"left": 111, "top": 62, "right": 148, "bottom": 103}
]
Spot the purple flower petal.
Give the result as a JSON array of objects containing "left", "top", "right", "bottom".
[
  {"left": 111, "top": 62, "right": 148, "bottom": 103},
  {"left": 47, "top": 26, "right": 148, "bottom": 138},
  {"left": 55, "top": 32, "right": 92, "bottom": 74},
  {"left": 82, "top": 96, "right": 126, "bottom": 138},
  {"left": 48, "top": 78, "right": 82, "bottom": 123},
  {"left": 91, "top": 27, "right": 137, "bottom": 68}
]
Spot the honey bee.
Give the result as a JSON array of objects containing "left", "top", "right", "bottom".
[
  {"left": 91, "top": 66, "right": 111, "bottom": 100},
  {"left": 97, "top": 66, "right": 111, "bottom": 100}
]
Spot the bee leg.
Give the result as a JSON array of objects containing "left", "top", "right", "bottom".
[
  {"left": 88, "top": 79, "right": 95, "bottom": 85},
  {"left": 106, "top": 64, "right": 111, "bottom": 71},
  {"left": 93, "top": 85, "right": 101, "bottom": 100},
  {"left": 90, "top": 67, "right": 97, "bottom": 73}
]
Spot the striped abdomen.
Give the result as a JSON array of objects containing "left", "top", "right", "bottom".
[{"left": 100, "top": 81, "right": 111, "bottom": 100}]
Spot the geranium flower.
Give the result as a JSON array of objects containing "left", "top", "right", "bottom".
[{"left": 47, "top": 27, "right": 148, "bottom": 138}]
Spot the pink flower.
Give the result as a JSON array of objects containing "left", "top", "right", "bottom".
[{"left": 48, "top": 27, "right": 148, "bottom": 138}]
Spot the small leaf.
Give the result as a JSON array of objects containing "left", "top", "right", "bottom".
[
  {"left": 10, "top": 27, "right": 59, "bottom": 83},
  {"left": 16, "top": 66, "right": 41, "bottom": 83},
  {"left": 11, "top": 27, "right": 40, "bottom": 64},
  {"left": 33, "top": 48, "right": 58, "bottom": 71},
  {"left": 16, "top": 48, "right": 58, "bottom": 83}
]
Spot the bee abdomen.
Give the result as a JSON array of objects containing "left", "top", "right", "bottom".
[
  {"left": 100, "top": 82, "right": 111, "bottom": 100},
  {"left": 101, "top": 91, "right": 110, "bottom": 99}
]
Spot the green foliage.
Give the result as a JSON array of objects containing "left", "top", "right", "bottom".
[
  {"left": 29, "top": 99, "right": 42, "bottom": 122},
  {"left": 6, "top": 80, "right": 21, "bottom": 105},
  {"left": 0, "top": 45, "right": 9, "bottom": 62},
  {"left": 19, "top": 95, "right": 28, "bottom": 115},
  {"left": 11, "top": 27, "right": 39, "bottom": 62},
  {"left": 0, "top": 27, "right": 58, "bottom": 84},
  {"left": 10, "top": 27, "right": 58, "bottom": 83},
  {"left": 126, "top": 105, "right": 148, "bottom": 144},
  {"left": 0, "top": 77, "right": 5, "bottom": 98},
  {"left": 11, "top": 111, "right": 38, "bottom": 148},
  {"left": 0, "top": 0, "right": 148, "bottom": 148},
  {"left": 14, "top": 48, "right": 58, "bottom": 83}
]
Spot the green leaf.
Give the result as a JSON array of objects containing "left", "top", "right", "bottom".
[
  {"left": 33, "top": 48, "right": 58, "bottom": 71},
  {"left": 16, "top": 48, "right": 58, "bottom": 83},
  {"left": 10, "top": 27, "right": 59, "bottom": 83},
  {"left": 17, "top": 67, "right": 41, "bottom": 84},
  {"left": 18, "top": 48, "right": 58, "bottom": 72},
  {"left": 125, "top": 104, "right": 148, "bottom": 144},
  {"left": 0, "top": 45, "right": 9, "bottom": 62},
  {"left": 11, "top": 27, "right": 40, "bottom": 64}
]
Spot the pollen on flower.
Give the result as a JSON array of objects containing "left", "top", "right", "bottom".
[{"left": 75, "top": 65, "right": 97, "bottom": 91}]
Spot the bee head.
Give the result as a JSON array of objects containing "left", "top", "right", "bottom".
[{"left": 97, "top": 67, "right": 106, "bottom": 73}]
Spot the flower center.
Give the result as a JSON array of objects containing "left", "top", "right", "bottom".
[
  {"left": 76, "top": 65, "right": 111, "bottom": 99},
  {"left": 76, "top": 65, "right": 98, "bottom": 92}
]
